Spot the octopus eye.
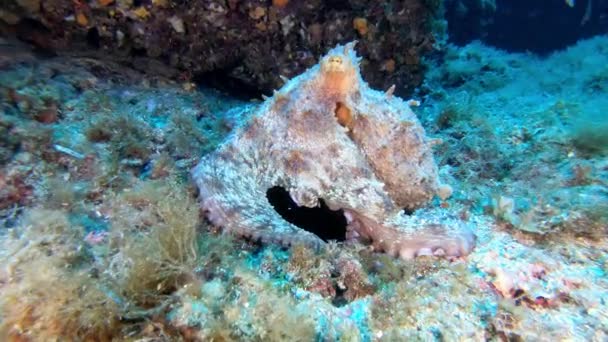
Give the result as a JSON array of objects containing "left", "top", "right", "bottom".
[
  {"left": 323, "top": 55, "right": 346, "bottom": 73},
  {"left": 329, "top": 56, "right": 343, "bottom": 64},
  {"left": 334, "top": 102, "right": 353, "bottom": 129}
]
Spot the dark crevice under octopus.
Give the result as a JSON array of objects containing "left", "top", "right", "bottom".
[{"left": 192, "top": 42, "right": 476, "bottom": 260}]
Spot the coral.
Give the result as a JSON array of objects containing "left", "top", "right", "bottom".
[{"left": 192, "top": 43, "right": 476, "bottom": 259}]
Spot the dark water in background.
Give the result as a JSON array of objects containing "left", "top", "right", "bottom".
[{"left": 446, "top": 0, "right": 608, "bottom": 53}]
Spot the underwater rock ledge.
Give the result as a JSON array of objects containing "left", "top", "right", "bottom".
[
  {"left": 192, "top": 42, "right": 476, "bottom": 259},
  {"left": 0, "top": 0, "right": 439, "bottom": 98}
]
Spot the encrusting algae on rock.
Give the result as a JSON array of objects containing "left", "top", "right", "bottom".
[{"left": 192, "top": 42, "right": 476, "bottom": 259}]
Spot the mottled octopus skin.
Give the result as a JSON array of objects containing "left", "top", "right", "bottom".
[{"left": 192, "top": 43, "right": 475, "bottom": 259}]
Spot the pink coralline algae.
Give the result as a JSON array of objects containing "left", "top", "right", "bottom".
[
  {"left": 192, "top": 43, "right": 476, "bottom": 259},
  {"left": 84, "top": 231, "right": 108, "bottom": 245}
]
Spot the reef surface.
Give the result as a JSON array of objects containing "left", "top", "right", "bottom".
[
  {"left": 0, "top": 0, "right": 440, "bottom": 97},
  {"left": 0, "top": 34, "right": 606, "bottom": 341}
]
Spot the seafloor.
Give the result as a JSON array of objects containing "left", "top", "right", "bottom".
[{"left": 0, "top": 34, "right": 607, "bottom": 341}]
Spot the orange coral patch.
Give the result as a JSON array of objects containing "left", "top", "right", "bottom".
[
  {"left": 272, "top": 0, "right": 289, "bottom": 8},
  {"left": 353, "top": 17, "right": 368, "bottom": 36},
  {"left": 384, "top": 58, "right": 396, "bottom": 73},
  {"left": 76, "top": 12, "right": 88, "bottom": 26}
]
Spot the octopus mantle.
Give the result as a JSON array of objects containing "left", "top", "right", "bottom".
[{"left": 192, "top": 43, "right": 475, "bottom": 259}]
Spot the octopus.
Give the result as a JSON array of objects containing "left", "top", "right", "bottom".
[{"left": 192, "top": 43, "right": 476, "bottom": 259}]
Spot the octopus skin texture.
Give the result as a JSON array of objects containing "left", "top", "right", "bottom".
[{"left": 191, "top": 43, "right": 476, "bottom": 259}]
